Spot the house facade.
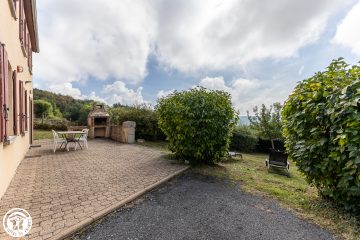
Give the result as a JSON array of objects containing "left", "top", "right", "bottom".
[{"left": 0, "top": 0, "right": 39, "bottom": 199}]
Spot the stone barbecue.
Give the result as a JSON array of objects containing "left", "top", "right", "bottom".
[{"left": 87, "top": 104, "right": 110, "bottom": 138}]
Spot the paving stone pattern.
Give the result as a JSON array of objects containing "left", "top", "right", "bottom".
[{"left": 0, "top": 139, "right": 186, "bottom": 240}]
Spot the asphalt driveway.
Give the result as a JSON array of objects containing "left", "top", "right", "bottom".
[{"left": 72, "top": 172, "right": 335, "bottom": 240}]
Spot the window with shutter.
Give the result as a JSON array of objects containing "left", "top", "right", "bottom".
[
  {"left": 13, "top": 70, "right": 18, "bottom": 135},
  {"left": 19, "top": 0, "right": 27, "bottom": 56},
  {"left": 0, "top": 44, "right": 4, "bottom": 142},
  {"left": 28, "top": 49, "right": 32, "bottom": 73},
  {"left": 19, "top": 81, "right": 25, "bottom": 134},
  {"left": 25, "top": 25, "right": 28, "bottom": 51},
  {"left": 6, "top": 60, "right": 14, "bottom": 138},
  {"left": 25, "top": 90, "right": 28, "bottom": 131},
  {"left": 1, "top": 44, "right": 10, "bottom": 142},
  {"left": 28, "top": 36, "right": 32, "bottom": 73},
  {"left": 19, "top": 0, "right": 24, "bottom": 44}
]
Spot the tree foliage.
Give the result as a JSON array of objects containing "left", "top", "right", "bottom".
[
  {"left": 282, "top": 58, "right": 360, "bottom": 213},
  {"left": 247, "top": 103, "right": 282, "bottom": 148},
  {"left": 34, "top": 99, "right": 54, "bottom": 118},
  {"left": 156, "top": 87, "right": 238, "bottom": 164}
]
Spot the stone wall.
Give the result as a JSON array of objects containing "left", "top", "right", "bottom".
[
  {"left": 110, "top": 125, "right": 124, "bottom": 142},
  {"left": 110, "top": 121, "right": 136, "bottom": 143}
]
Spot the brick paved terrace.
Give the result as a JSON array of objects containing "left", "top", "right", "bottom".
[{"left": 0, "top": 139, "right": 188, "bottom": 240}]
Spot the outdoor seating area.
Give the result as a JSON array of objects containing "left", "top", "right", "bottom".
[
  {"left": 0, "top": 139, "right": 188, "bottom": 240},
  {"left": 52, "top": 129, "right": 89, "bottom": 152}
]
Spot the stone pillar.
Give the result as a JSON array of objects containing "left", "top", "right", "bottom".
[{"left": 122, "top": 121, "right": 136, "bottom": 143}]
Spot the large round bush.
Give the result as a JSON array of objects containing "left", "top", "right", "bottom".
[
  {"left": 282, "top": 59, "right": 360, "bottom": 213},
  {"left": 156, "top": 87, "right": 238, "bottom": 164}
]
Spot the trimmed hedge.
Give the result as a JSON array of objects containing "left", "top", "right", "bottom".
[
  {"left": 230, "top": 131, "right": 257, "bottom": 152},
  {"left": 282, "top": 59, "right": 360, "bottom": 213},
  {"left": 156, "top": 88, "right": 238, "bottom": 164},
  {"left": 230, "top": 133, "right": 284, "bottom": 153}
]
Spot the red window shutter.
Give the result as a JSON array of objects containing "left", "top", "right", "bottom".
[
  {"left": 28, "top": 38, "right": 32, "bottom": 72},
  {"left": 25, "top": 25, "right": 28, "bottom": 51},
  {"left": 21, "top": 82, "right": 25, "bottom": 134},
  {"left": 19, "top": 81, "right": 24, "bottom": 134},
  {"left": 29, "top": 50, "right": 32, "bottom": 73},
  {"left": 13, "top": 70, "right": 18, "bottom": 135},
  {"left": 19, "top": 0, "right": 24, "bottom": 44},
  {"left": 25, "top": 90, "right": 28, "bottom": 131},
  {"left": 0, "top": 44, "right": 3, "bottom": 142},
  {"left": 2, "top": 46, "right": 9, "bottom": 141}
]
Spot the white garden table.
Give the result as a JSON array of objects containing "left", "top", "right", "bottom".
[{"left": 57, "top": 131, "right": 85, "bottom": 151}]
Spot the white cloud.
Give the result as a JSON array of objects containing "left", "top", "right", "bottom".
[
  {"left": 199, "top": 76, "right": 292, "bottom": 114},
  {"left": 333, "top": 1, "right": 360, "bottom": 55},
  {"left": 35, "top": 0, "right": 344, "bottom": 83},
  {"left": 42, "top": 82, "right": 82, "bottom": 99},
  {"left": 198, "top": 77, "right": 231, "bottom": 92},
  {"left": 33, "top": 0, "right": 347, "bottom": 104},
  {"left": 102, "top": 81, "right": 145, "bottom": 106},
  {"left": 81, "top": 92, "right": 106, "bottom": 103},
  {"left": 156, "top": 89, "right": 175, "bottom": 99},
  {"left": 34, "top": 0, "right": 157, "bottom": 101},
  {"left": 155, "top": 0, "right": 342, "bottom": 72}
]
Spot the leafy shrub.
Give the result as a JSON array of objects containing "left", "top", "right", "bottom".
[
  {"left": 230, "top": 125, "right": 258, "bottom": 152},
  {"left": 156, "top": 87, "right": 238, "bottom": 164},
  {"left": 34, "top": 119, "right": 68, "bottom": 131},
  {"left": 282, "top": 59, "right": 360, "bottom": 213},
  {"left": 110, "top": 104, "right": 165, "bottom": 141}
]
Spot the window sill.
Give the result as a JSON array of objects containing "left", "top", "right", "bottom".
[{"left": 4, "top": 136, "right": 17, "bottom": 146}]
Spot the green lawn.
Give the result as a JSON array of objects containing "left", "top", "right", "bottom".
[
  {"left": 142, "top": 141, "right": 359, "bottom": 240},
  {"left": 34, "top": 130, "right": 53, "bottom": 140}
]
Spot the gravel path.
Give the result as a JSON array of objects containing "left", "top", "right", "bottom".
[{"left": 72, "top": 172, "right": 335, "bottom": 240}]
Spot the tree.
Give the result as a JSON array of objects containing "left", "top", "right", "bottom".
[
  {"left": 63, "top": 102, "right": 82, "bottom": 122},
  {"left": 78, "top": 103, "right": 93, "bottom": 124},
  {"left": 34, "top": 99, "right": 53, "bottom": 118},
  {"left": 247, "top": 102, "right": 282, "bottom": 148},
  {"left": 156, "top": 87, "right": 238, "bottom": 164},
  {"left": 282, "top": 58, "right": 360, "bottom": 213}
]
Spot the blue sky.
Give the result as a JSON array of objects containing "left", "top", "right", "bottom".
[{"left": 33, "top": 0, "right": 360, "bottom": 114}]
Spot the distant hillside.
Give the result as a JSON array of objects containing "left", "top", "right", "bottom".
[
  {"left": 34, "top": 89, "right": 95, "bottom": 113},
  {"left": 34, "top": 88, "right": 96, "bottom": 123}
]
